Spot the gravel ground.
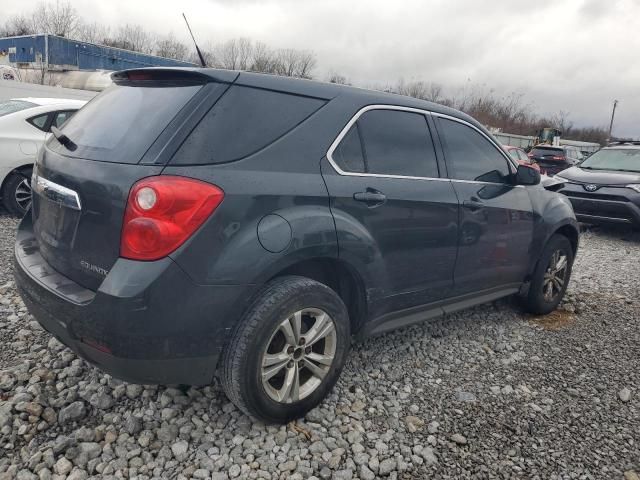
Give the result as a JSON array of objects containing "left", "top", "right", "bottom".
[{"left": 0, "top": 212, "right": 638, "bottom": 480}]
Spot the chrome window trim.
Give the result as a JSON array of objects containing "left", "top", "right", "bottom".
[
  {"left": 325, "top": 104, "right": 522, "bottom": 187},
  {"left": 33, "top": 174, "right": 82, "bottom": 211}
]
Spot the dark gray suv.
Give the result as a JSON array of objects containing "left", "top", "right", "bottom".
[{"left": 14, "top": 68, "right": 579, "bottom": 422}]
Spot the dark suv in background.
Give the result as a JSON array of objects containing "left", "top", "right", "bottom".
[
  {"left": 14, "top": 68, "right": 579, "bottom": 422},
  {"left": 529, "top": 144, "right": 583, "bottom": 175},
  {"left": 556, "top": 142, "right": 640, "bottom": 227}
]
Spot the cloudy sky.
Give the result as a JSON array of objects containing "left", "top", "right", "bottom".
[{"left": 8, "top": 0, "right": 639, "bottom": 138}]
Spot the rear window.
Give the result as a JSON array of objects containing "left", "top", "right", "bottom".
[
  {"left": 531, "top": 147, "right": 563, "bottom": 157},
  {"left": 171, "top": 86, "right": 326, "bottom": 165},
  {"left": 0, "top": 99, "right": 36, "bottom": 117},
  {"left": 50, "top": 84, "right": 202, "bottom": 163}
]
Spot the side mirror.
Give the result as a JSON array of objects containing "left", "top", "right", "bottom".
[{"left": 515, "top": 164, "right": 541, "bottom": 186}]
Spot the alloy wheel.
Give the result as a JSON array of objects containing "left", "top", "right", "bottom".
[
  {"left": 261, "top": 308, "right": 337, "bottom": 404},
  {"left": 543, "top": 249, "right": 568, "bottom": 302},
  {"left": 15, "top": 177, "right": 32, "bottom": 213}
]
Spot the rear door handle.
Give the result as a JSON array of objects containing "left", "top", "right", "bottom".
[
  {"left": 463, "top": 199, "right": 484, "bottom": 211},
  {"left": 354, "top": 189, "right": 386, "bottom": 207}
]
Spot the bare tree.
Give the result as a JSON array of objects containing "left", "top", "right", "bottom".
[
  {"left": 155, "top": 33, "right": 189, "bottom": 61},
  {"left": 274, "top": 48, "right": 316, "bottom": 78},
  {"left": 251, "top": 42, "right": 277, "bottom": 73},
  {"left": 31, "top": 0, "right": 79, "bottom": 37},
  {"left": 76, "top": 22, "right": 111, "bottom": 45},
  {"left": 0, "top": 15, "right": 35, "bottom": 37},
  {"left": 106, "top": 24, "right": 155, "bottom": 54},
  {"left": 211, "top": 38, "right": 253, "bottom": 70},
  {"left": 328, "top": 71, "right": 350, "bottom": 85},
  {"left": 396, "top": 79, "right": 444, "bottom": 103}
]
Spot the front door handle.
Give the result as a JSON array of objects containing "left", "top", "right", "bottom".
[
  {"left": 463, "top": 199, "right": 484, "bottom": 211},
  {"left": 354, "top": 189, "right": 386, "bottom": 207}
]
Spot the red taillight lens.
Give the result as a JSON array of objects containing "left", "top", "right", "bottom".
[
  {"left": 552, "top": 155, "right": 565, "bottom": 161},
  {"left": 121, "top": 176, "right": 224, "bottom": 261}
]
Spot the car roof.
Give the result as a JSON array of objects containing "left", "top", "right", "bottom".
[
  {"left": 117, "top": 67, "right": 485, "bottom": 131},
  {"left": 13, "top": 97, "right": 87, "bottom": 107}
]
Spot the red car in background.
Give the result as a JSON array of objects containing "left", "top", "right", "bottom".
[{"left": 503, "top": 145, "right": 541, "bottom": 172}]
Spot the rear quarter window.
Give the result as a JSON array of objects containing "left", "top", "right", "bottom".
[
  {"left": 170, "top": 86, "right": 326, "bottom": 165},
  {"left": 49, "top": 84, "right": 203, "bottom": 163}
]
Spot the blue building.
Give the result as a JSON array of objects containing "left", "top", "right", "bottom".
[{"left": 0, "top": 34, "right": 195, "bottom": 71}]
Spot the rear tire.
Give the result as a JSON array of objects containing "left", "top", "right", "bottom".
[
  {"left": 220, "top": 276, "right": 351, "bottom": 423},
  {"left": 522, "top": 234, "right": 574, "bottom": 315},
  {"left": 2, "top": 168, "right": 33, "bottom": 217}
]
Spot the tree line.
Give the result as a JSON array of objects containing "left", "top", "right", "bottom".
[{"left": 1, "top": 1, "right": 609, "bottom": 143}]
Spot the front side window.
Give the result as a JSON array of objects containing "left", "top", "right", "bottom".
[
  {"left": 52, "top": 110, "right": 76, "bottom": 129},
  {"left": 332, "top": 109, "right": 439, "bottom": 178},
  {"left": 439, "top": 118, "right": 511, "bottom": 183}
]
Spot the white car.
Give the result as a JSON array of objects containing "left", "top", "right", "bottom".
[{"left": 0, "top": 97, "right": 87, "bottom": 215}]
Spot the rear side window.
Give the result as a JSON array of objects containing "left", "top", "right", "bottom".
[
  {"left": 332, "top": 109, "right": 439, "bottom": 178},
  {"left": 28, "top": 113, "right": 49, "bottom": 131},
  {"left": 333, "top": 125, "right": 365, "bottom": 173},
  {"left": 51, "top": 84, "right": 202, "bottom": 163},
  {"left": 172, "top": 86, "right": 326, "bottom": 165},
  {"left": 439, "top": 118, "right": 511, "bottom": 182}
]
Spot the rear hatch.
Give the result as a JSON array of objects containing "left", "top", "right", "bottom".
[
  {"left": 31, "top": 69, "right": 235, "bottom": 290},
  {"left": 529, "top": 147, "right": 566, "bottom": 168}
]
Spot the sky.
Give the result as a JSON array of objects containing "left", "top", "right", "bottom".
[{"left": 6, "top": 0, "right": 639, "bottom": 138}]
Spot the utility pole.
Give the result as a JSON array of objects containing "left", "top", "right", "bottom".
[{"left": 607, "top": 99, "right": 619, "bottom": 143}]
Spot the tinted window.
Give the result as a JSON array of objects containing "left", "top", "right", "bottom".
[
  {"left": 172, "top": 86, "right": 325, "bottom": 165},
  {"left": 53, "top": 84, "right": 202, "bottom": 163},
  {"left": 52, "top": 110, "right": 76, "bottom": 129},
  {"left": 356, "top": 109, "right": 438, "bottom": 177},
  {"left": 439, "top": 118, "right": 510, "bottom": 182},
  {"left": 530, "top": 147, "right": 563, "bottom": 157},
  {"left": 0, "top": 99, "right": 36, "bottom": 117},
  {"left": 333, "top": 125, "right": 365, "bottom": 173},
  {"left": 28, "top": 114, "right": 49, "bottom": 131}
]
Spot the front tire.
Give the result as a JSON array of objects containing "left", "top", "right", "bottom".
[
  {"left": 220, "top": 276, "right": 350, "bottom": 423},
  {"left": 2, "top": 168, "right": 33, "bottom": 217},
  {"left": 522, "top": 234, "right": 574, "bottom": 315}
]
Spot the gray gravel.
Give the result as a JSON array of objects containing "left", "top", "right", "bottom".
[{"left": 0, "top": 212, "right": 639, "bottom": 479}]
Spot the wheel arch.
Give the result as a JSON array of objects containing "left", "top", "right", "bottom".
[
  {"left": 267, "top": 257, "right": 368, "bottom": 336},
  {"left": 1, "top": 163, "right": 33, "bottom": 196}
]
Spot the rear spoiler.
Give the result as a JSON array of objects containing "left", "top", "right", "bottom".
[{"left": 111, "top": 68, "right": 239, "bottom": 87}]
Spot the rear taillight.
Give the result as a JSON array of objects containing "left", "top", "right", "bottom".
[
  {"left": 121, "top": 176, "right": 224, "bottom": 261},
  {"left": 552, "top": 155, "right": 565, "bottom": 161}
]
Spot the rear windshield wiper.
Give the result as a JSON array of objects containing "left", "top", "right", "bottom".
[{"left": 51, "top": 126, "right": 77, "bottom": 151}]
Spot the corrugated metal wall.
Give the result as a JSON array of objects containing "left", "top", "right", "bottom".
[{"left": 0, "top": 34, "right": 195, "bottom": 70}]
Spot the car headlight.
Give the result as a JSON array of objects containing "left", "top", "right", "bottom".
[{"left": 626, "top": 184, "right": 640, "bottom": 193}]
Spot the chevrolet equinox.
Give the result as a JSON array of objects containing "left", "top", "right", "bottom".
[{"left": 14, "top": 68, "right": 579, "bottom": 422}]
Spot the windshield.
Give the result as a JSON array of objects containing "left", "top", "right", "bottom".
[
  {"left": 51, "top": 84, "right": 202, "bottom": 163},
  {"left": 580, "top": 148, "right": 640, "bottom": 173},
  {"left": 0, "top": 99, "right": 37, "bottom": 117}
]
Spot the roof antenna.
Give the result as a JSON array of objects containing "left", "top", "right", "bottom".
[{"left": 182, "top": 13, "right": 207, "bottom": 67}]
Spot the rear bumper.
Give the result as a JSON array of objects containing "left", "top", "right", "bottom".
[
  {"left": 14, "top": 215, "right": 256, "bottom": 385},
  {"left": 560, "top": 185, "right": 640, "bottom": 227}
]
